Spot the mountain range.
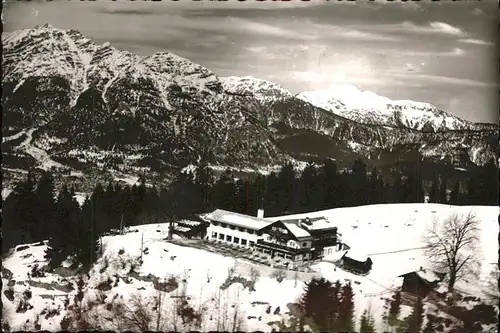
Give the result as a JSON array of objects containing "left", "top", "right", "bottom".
[{"left": 2, "top": 24, "right": 498, "bottom": 185}]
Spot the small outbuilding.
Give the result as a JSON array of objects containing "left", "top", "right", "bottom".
[
  {"left": 398, "top": 267, "right": 446, "bottom": 297},
  {"left": 339, "top": 250, "right": 373, "bottom": 275},
  {"left": 171, "top": 215, "right": 209, "bottom": 239}
]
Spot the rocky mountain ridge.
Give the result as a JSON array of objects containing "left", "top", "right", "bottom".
[{"left": 2, "top": 25, "right": 498, "bottom": 184}]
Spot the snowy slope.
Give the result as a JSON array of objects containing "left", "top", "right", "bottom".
[
  {"left": 2, "top": 204, "right": 498, "bottom": 332},
  {"left": 268, "top": 204, "right": 499, "bottom": 329},
  {"left": 221, "top": 76, "right": 293, "bottom": 102},
  {"left": 297, "top": 85, "right": 470, "bottom": 132}
]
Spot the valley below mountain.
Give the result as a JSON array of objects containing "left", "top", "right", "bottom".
[{"left": 2, "top": 25, "right": 498, "bottom": 189}]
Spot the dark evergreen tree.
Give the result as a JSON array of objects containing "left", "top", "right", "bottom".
[
  {"left": 300, "top": 277, "right": 339, "bottom": 331},
  {"left": 388, "top": 175, "right": 405, "bottom": 203},
  {"left": 248, "top": 174, "right": 266, "bottom": 215},
  {"left": 402, "top": 172, "right": 424, "bottom": 203},
  {"left": 439, "top": 177, "right": 448, "bottom": 204},
  {"left": 368, "top": 167, "right": 384, "bottom": 204},
  {"left": 171, "top": 170, "right": 199, "bottom": 217},
  {"left": 2, "top": 174, "right": 37, "bottom": 251},
  {"left": 195, "top": 159, "right": 215, "bottom": 211},
  {"left": 321, "top": 159, "right": 339, "bottom": 209},
  {"left": 359, "top": 307, "right": 376, "bottom": 333},
  {"left": 351, "top": 159, "right": 369, "bottom": 206},
  {"left": 142, "top": 185, "right": 161, "bottom": 224},
  {"left": 466, "top": 177, "right": 480, "bottom": 205},
  {"left": 297, "top": 162, "right": 320, "bottom": 213},
  {"left": 274, "top": 163, "right": 296, "bottom": 214},
  {"left": 75, "top": 197, "right": 101, "bottom": 270},
  {"left": 34, "top": 172, "right": 57, "bottom": 241},
  {"left": 449, "top": 180, "right": 461, "bottom": 205},
  {"left": 337, "top": 282, "right": 355, "bottom": 332},
  {"left": 119, "top": 185, "right": 134, "bottom": 228},
  {"left": 263, "top": 172, "right": 280, "bottom": 216},
  {"left": 213, "top": 169, "right": 237, "bottom": 211},
  {"left": 405, "top": 296, "right": 424, "bottom": 333},
  {"left": 388, "top": 290, "right": 402, "bottom": 327},
  {"left": 234, "top": 178, "right": 249, "bottom": 214},
  {"left": 45, "top": 184, "right": 80, "bottom": 268},
  {"left": 429, "top": 179, "right": 439, "bottom": 203},
  {"left": 478, "top": 159, "right": 499, "bottom": 205},
  {"left": 90, "top": 183, "right": 108, "bottom": 234},
  {"left": 16, "top": 173, "right": 38, "bottom": 243}
]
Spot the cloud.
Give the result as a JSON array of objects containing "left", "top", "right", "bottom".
[
  {"left": 338, "top": 30, "right": 400, "bottom": 42},
  {"left": 398, "top": 21, "right": 466, "bottom": 37},
  {"left": 401, "top": 48, "right": 466, "bottom": 57},
  {"left": 393, "top": 73, "right": 498, "bottom": 88},
  {"left": 458, "top": 38, "right": 493, "bottom": 46},
  {"left": 405, "top": 62, "right": 425, "bottom": 73},
  {"left": 227, "top": 18, "right": 313, "bottom": 40},
  {"left": 473, "top": 8, "right": 484, "bottom": 16}
]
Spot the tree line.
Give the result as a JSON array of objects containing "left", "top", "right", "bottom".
[{"left": 2, "top": 157, "right": 497, "bottom": 261}]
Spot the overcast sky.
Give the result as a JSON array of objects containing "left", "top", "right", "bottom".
[{"left": 3, "top": 0, "right": 499, "bottom": 123}]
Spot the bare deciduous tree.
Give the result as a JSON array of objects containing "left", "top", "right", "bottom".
[
  {"left": 423, "top": 212, "right": 481, "bottom": 292},
  {"left": 112, "top": 293, "right": 153, "bottom": 331},
  {"left": 483, "top": 266, "right": 499, "bottom": 303}
]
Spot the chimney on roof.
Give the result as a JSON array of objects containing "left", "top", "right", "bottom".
[
  {"left": 257, "top": 209, "right": 264, "bottom": 219},
  {"left": 297, "top": 219, "right": 302, "bottom": 227}
]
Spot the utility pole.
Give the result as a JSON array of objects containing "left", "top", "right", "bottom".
[
  {"left": 140, "top": 232, "right": 144, "bottom": 261},
  {"left": 90, "top": 195, "right": 94, "bottom": 266}
]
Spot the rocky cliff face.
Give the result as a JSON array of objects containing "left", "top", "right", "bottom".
[{"left": 2, "top": 25, "right": 498, "bottom": 181}]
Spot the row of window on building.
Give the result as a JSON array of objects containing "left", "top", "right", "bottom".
[
  {"left": 211, "top": 231, "right": 255, "bottom": 247},
  {"left": 212, "top": 222, "right": 263, "bottom": 236}
]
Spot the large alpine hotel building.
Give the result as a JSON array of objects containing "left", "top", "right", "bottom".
[{"left": 203, "top": 209, "right": 344, "bottom": 262}]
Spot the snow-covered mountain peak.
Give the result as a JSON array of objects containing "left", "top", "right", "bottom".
[
  {"left": 297, "top": 84, "right": 394, "bottom": 111},
  {"left": 297, "top": 84, "right": 470, "bottom": 132},
  {"left": 221, "top": 75, "right": 293, "bottom": 101}
]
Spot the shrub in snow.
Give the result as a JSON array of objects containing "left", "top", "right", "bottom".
[
  {"left": 16, "top": 299, "right": 33, "bottom": 313},
  {"left": 153, "top": 276, "right": 179, "bottom": 292},
  {"left": 41, "top": 307, "right": 60, "bottom": 320},
  {"left": 22, "top": 289, "right": 32, "bottom": 300},
  {"left": 220, "top": 275, "right": 255, "bottom": 292},
  {"left": 270, "top": 269, "right": 287, "bottom": 283},
  {"left": 30, "top": 264, "right": 46, "bottom": 278},
  {"left": 3, "top": 288, "right": 14, "bottom": 302},
  {"left": 96, "top": 278, "right": 113, "bottom": 291},
  {"left": 250, "top": 267, "right": 260, "bottom": 284}
]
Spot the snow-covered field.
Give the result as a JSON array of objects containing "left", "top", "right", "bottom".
[
  {"left": 268, "top": 204, "right": 499, "bottom": 329},
  {"left": 2, "top": 204, "right": 498, "bottom": 331}
]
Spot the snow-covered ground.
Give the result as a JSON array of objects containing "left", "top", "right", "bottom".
[
  {"left": 271, "top": 204, "right": 499, "bottom": 329},
  {"left": 2, "top": 204, "right": 498, "bottom": 332}
]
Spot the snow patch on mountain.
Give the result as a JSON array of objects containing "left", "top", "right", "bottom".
[
  {"left": 297, "top": 85, "right": 470, "bottom": 132},
  {"left": 221, "top": 76, "right": 293, "bottom": 102}
]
